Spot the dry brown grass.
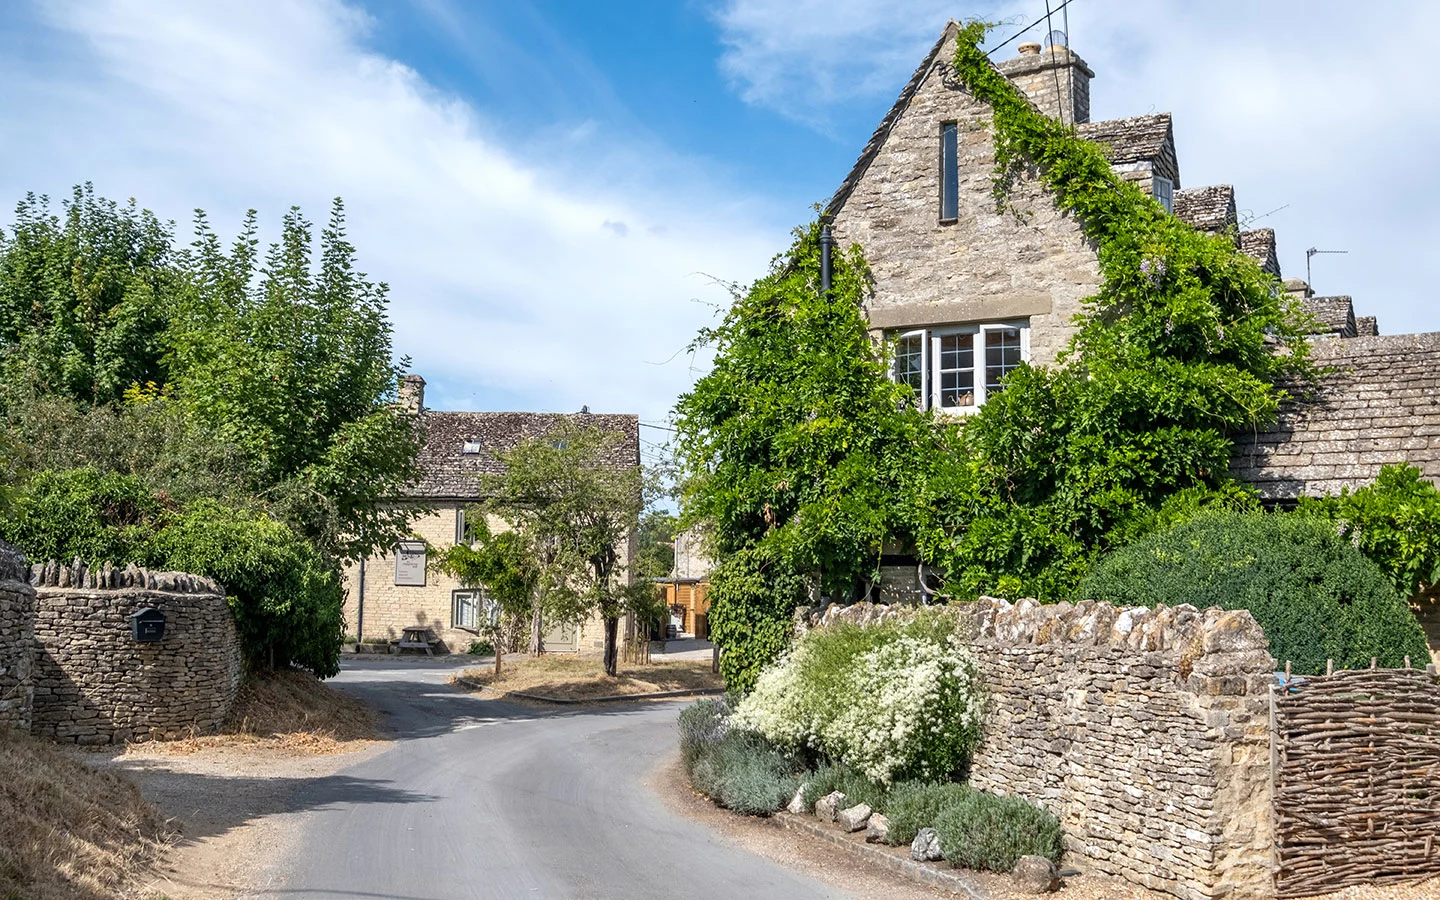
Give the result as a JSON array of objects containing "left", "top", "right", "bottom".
[
  {"left": 135, "top": 668, "right": 383, "bottom": 757},
  {"left": 457, "top": 655, "right": 723, "bottom": 701},
  {"left": 0, "top": 726, "right": 172, "bottom": 900}
]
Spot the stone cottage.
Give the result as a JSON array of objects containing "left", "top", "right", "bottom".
[
  {"left": 829, "top": 21, "right": 1439, "bottom": 499},
  {"left": 341, "top": 375, "right": 641, "bottom": 653},
  {"left": 828, "top": 21, "right": 1440, "bottom": 608}
]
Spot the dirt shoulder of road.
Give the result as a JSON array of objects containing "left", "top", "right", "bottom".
[{"left": 455, "top": 654, "right": 722, "bottom": 701}]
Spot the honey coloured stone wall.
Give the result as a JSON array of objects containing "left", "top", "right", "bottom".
[
  {"left": 30, "top": 561, "right": 243, "bottom": 745},
  {"left": 0, "top": 541, "right": 36, "bottom": 732},
  {"left": 810, "top": 597, "right": 1277, "bottom": 900}
]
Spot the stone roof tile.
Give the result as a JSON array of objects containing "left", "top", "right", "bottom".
[
  {"left": 1302, "top": 296, "right": 1357, "bottom": 338},
  {"left": 409, "top": 411, "right": 639, "bottom": 499},
  {"left": 1238, "top": 228, "right": 1280, "bottom": 277},
  {"left": 1231, "top": 332, "right": 1440, "bottom": 499},
  {"left": 1173, "top": 185, "right": 1236, "bottom": 232}
]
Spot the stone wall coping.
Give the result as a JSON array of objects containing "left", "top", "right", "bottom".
[
  {"left": 808, "top": 596, "right": 1272, "bottom": 664},
  {"left": 0, "top": 540, "right": 30, "bottom": 586},
  {"left": 28, "top": 559, "right": 222, "bottom": 595}
]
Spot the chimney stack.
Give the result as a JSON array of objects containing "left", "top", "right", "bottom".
[
  {"left": 996, "top": 35, "right": 1094, "bottom": 125},
  {"left": 398, "top": 374, "right": 425, "bottom": 414}
]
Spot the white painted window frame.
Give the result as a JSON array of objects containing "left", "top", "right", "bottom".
[
  {"left": 1153, "top": 175, "right": 1174, "bottom": 214},
  {"left": 891, "top": 321, "right": 1030, "bottom": 416}
]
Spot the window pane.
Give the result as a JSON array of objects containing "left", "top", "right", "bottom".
[
  {"left": 895, "top": 334, "right": 926, "bottom": 407},
  {"left": 984, "top": 328, "right": 1023, "bottom": 393},
  {"left": 941, "top": 123, "right": 959, "bottom": 221},
  {"left": 936, "top": 333, "right": 975, "bottom": 408}
]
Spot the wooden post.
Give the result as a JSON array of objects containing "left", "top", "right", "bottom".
[
  {"left": 712, "top": 644, "right": 720, "bottom": 675},
  {"left": 1327, "top": 659, "right": 1334, "bottom": 677}
]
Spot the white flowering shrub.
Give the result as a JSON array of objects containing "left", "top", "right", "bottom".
[{"left": 731, "top": 611, "right": 985, "bottom": 785}]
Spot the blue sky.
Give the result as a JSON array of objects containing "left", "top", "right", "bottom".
[{"left": 2, "top": 0, "right": 1437, "bottom": 443}]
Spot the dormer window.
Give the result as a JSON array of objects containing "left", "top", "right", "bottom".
[
  {"left": 940, "top": 122, "right": 959, "bottom": 222},
  {"left": 1153, "top": 175, "right": 1174, "bottom": 214},
  {"left": 891, "top": 322, "right": 1029, "bottom": 413},
  {"left": 462, "top": 439, "right": 482, "bottom": 454}
]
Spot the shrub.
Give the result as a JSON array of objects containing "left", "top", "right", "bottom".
[
  {"left": 1075, "top": 510, "right": 1429, "bottom": 675},
  {"left": 732, "top": 610, "right": 985, "bottom": 784},
  {"left": 1300, "top": 464, "right": 1440, "bottom": 600},
  {"left": 0, "top": 467, "right": 159, "bottom": 564},
  {"left": 0, "top": 467, "right": 345, "bottom": 678},
  {"left": 798, "top": 761, "right": 890, "bottom": 812},
  {"left": 884, "top": 780, "right": 972, "bottom": 846},
  {"left": 149, "top": 500, "right": 345, "bottom": 678},
  {"left": 689, "top": 728, "right": 797, "bottom": 816},
  {"left": 678, "top": 698, "right": 730, "bottom": 775},
  {"left": 934, "top": 791, "right": 1063, "bottom": 872}
]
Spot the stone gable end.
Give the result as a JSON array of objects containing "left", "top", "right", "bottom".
[{"left": 830, "top": 28, "right": 1101, "bottom": 369}]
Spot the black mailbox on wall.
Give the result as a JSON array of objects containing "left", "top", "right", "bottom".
[{"left": 130, "top": 607, "right": 166, "bottom": 643}]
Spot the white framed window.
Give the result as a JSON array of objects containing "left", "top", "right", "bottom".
[
  {"left": 452, "top": 589, "right": 496, "bottom": 633},
  {"left": 892, "top": 322, "right": 1029, "bottom": 414}
]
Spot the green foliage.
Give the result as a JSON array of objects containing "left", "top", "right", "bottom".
[
  {"left": 632, "top": 510, "right": 678, "bottom": 580},
  {"left": 883, "top": 780, "right": 973, "bottom": 847},
  {"left": 466, "top": 640, "right": 494, "bottom": 656},
  {"left": 678, "top": 697, "right": 731, "bottom": 774},
  {"left": 1076, "top": 510, "right": 1429, "bottom": 674},
  {"left": 688, "top": 728, "right": 798, "bottom": 817},
  {"left": 797, "top": 761, "right": 890, "bottom": 813},
  {"left": 705, "top": 544, "right": 812, "bottom": 694},
  {"left": 166, "top": 200, "right": 421, "bottom": 561},
  {"left": 732, "top": 611, "right": 985, "bottom": 784},
  {"left": 151, "top": 500, "right": 344, "bottom": 678},
  {"left": 1300, "top": 464, "right": 1440, "bottom": 599},
  {"left": 934, "top": 791, "right": 1063, "bottom": 872},
  {"left": 672, "top": 222, "right": 932, "bottom": 685},
  {"left": 0, "top": 468, "right": 344, "bottom": 677},
  {"left": 0, "top": 185, "right": 176, "bottom": 409},
  {"left": 433, "top": 515, "right": 537, "bottom": 670},
  {"left": 0, "top": 467, "right": 159, "bottom": 565},
  {"left": 906, "top": 23, "right": 1318, "bottom": 600},
  {"left": 475, "top": 420, "right": 643, "bottom": 675}
]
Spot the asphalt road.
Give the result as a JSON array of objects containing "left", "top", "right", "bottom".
[{"left": 247, "top": 658, "right": 851, "bottom": 900}]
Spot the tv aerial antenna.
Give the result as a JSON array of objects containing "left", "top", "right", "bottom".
[{"left": 1305, "top": 247, "right": 1348, "bottom": 291}]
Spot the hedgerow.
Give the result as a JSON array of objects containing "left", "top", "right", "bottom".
[{"left": 1075, "top": 510, "right": 1429, "bottom": 674}]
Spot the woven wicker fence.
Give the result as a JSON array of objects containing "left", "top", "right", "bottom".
[{"left": 1272, "top": 660, "right": 1440, "bottom": 897}]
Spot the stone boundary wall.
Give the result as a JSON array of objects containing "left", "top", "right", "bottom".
[
  {"left": 0, "top": 542, "right": 36, "bottom": 732},
  {"left": 31, "top": 560, "right": 242, "bottom": 745},
  {"left": 808, "top": 598, "right": 1276, "bottom": 900}
]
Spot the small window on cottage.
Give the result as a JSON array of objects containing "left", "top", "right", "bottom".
[
  {"left": 940, "top": 122, "right": 960, "bottom": 221},
  {"left": 455, "top": 507, "right": 475, "bottom": 545},
  {"left": 891, "top": 322, "right": 1029, "bottom": 413},
  {"left": 1153, "top": 175, "right": 1174, "bottom": 214},
  {"left": 452, "top": 589, "right": 484, "bottom": 632},
  {"left": 462, "top": 439, "right": 482, "bottom": 454}
]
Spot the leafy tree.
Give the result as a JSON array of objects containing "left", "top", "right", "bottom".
[
  {"left": 632, "top": 509, "right": 678, "bottom": 580},
  {"left": 432, "top": 516, "right": 536, "bottom": 675},
  {"left": 166, "top": 200, "right": 422, "bottom": 561},
  {"left": 1075, "top": 510, "right": 1429, "bottom": 674},
  {"left": 1300, "top": 464, "right": 1440, "bottom": 600},
  {"left": 475, "top": 419, "right": 643, "bottom": 676},
  {"left": 0, "top": 185, "right": 176, "bottom": 409}
]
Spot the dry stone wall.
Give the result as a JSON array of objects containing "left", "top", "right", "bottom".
[
  {"left": 31, "top": 560, "right": 243, "bottom": 744},
  {"left": 0, "top": 542, "right": 36, "bottom": 732},
  {"left": 809, "top": 597, "right": 1276, "bottom": 900}
]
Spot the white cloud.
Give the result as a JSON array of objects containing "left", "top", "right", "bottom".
[
  {"left": 0, "top": 0, "right": 782, "bottom": 428},
  {"left": 712, "top": 0, "right": 1440, "bottom": 335}
]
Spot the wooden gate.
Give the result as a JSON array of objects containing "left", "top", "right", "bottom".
[{"left": 1271, "top": 663, "right": 1440, "bottom": 897}]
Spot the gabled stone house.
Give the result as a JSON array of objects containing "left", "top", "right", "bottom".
[
  {"left": 341, "top": 375, "right": 640, "bottom": 653},
  {"left": 829, "top": 21, "right": 1439, "bottom": 501}
]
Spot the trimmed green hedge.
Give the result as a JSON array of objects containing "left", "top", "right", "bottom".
[{"left": 1076, "top": 510, "right": 1429, "bottom": 674}]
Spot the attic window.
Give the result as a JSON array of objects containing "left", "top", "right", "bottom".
[
  {"left": 461, "top": 439, "right": 482, "bottom": 454},
  {"left": 940, "top": 122, "right": 959, "bottom": 221},
  {"left": 1153, "top": 176, "right": 1174, "bottom": 214}
]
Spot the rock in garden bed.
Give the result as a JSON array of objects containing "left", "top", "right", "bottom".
[
  {"left": 1012, "top": 855, "right": 1060, "bottom": 893},
  {"left": 814, "top": 790, "right": 846, "bottom": 823},
  {"left": 837, "top": 803, "right": 872, "bottom": 832},
  {"left": 910, "top": 827, "right": 943, "bottom": 862},
  {"left": 864, "top": 812, "right": 891, "bottom": 844}
]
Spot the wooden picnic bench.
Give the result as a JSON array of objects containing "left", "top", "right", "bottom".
[{"left": 395, "top": 626, "right": 439, "bottom": 656}]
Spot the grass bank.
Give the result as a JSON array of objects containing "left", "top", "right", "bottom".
[{"left": 457, "top": 655, "right": 723, "bottom": 701}]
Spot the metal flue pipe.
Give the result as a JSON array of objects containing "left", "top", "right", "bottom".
[{"left": 819, "top": 221, "right": 834, "bottom": 295}]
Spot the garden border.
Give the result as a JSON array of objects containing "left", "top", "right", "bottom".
[{"left": 771, "top": 812, "right": 988, "bottom": 898}]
